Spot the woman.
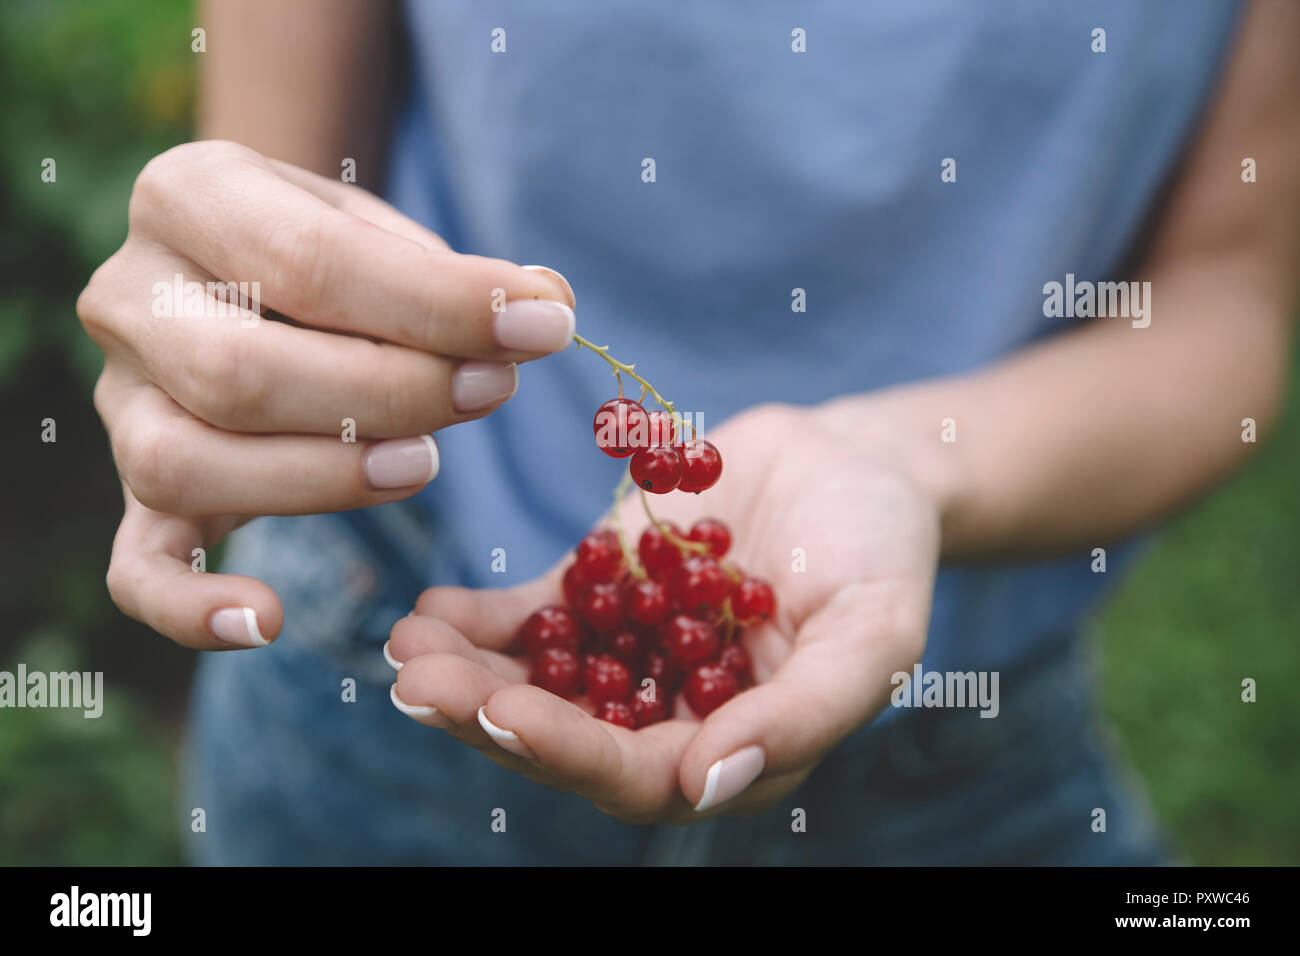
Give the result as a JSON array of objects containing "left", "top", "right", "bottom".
[{"left": 78, "top": 0, "right": 1298, "bottom": 864}]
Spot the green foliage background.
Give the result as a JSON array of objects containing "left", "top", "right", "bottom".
[{"left": 1, "top": 0, "right": 1295, "bottom": 865}]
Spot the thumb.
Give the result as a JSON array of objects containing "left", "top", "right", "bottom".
[
  {"left": 679, "top": 578, "right": 929, "bottom": 812},
  {"left": 106, "top": 487, "right": 284, "bottom": 650},
  {"left": 411, "top": 562, "right": 565, "bottom": 651}
]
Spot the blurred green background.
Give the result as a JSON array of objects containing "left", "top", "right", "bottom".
[{"left": 1, "top": 0, "right": 1296, "bottom": 865}]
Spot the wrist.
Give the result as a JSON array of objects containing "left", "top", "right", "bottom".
[{"left": 810, "top": 387, "right": 974, "bottom": 557}]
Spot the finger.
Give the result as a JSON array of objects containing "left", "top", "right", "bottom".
[
  {"left": 132, "top": 143, "right": 575, "bottom": 357},
  {"left": 680, "top": 578, "right": 930, "bottom": 812},
  {"left": 101, "top": 380, "right": 440, "bottom": 515},
  {"left": 265, "top": 159, "right": 450, "bottom": 253},
  {"left": 94, "top": 243, "right": 518, "bottom": 436},
  {"left": 477, "top": 683, "right": 697, "bottom": 821},
  {"left": 105, "top": 488, "right": 283, "bottom": 651},
  {"left": 412, "top": 567, "right": 565, "bottom": 651},
  {"left": 387, "top": 614, "right": 528, "bottom": 682},
  {"left": 391, "top": 651, "right": 521, "bottom": 752}
]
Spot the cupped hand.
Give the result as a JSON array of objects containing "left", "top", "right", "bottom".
[
  {"left": 389, "top": 403, "right": 941, "bottom": 822},
  {"left": 78, "top": 140, "right": 575, "bottom": 650}
]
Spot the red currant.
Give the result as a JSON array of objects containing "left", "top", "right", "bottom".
[
  {"left": 639, "top": 523, "right": 685, "bottom": 579},
  {"left": 606, "top": 628, "right": 643, "bottom": 665},
  {"left": 577, "top": 580, "right": 624, "bottom": 632},
  {"left": 663, "top": 613, "right": 720, "bottom": 666},
  {"left": 583, "top": 654, "right": 632, "bottom": 706},
  {"left": 517, "top": 606, "right": 581, "bottom": 657},
  {"left": 641, "top": 649, "right": 681, "bottom": 693},
  {"left": 630, "top": 690, "right": 668, "bottom": 727},
  {"left": 679, "top": 439, "right": 722, "bottom": 493},
  {"left": 672, "top": 554, "right": 734, "bottom": 617},
  {"left": 687, "top": 518, "right": 731, "bottom": 557},
  {"left": 630, "top": 445, "right": 684, "bottom": 494},
  {"left": 593, "top": 398, "right": 649, "bottom": 458},
  {"left": 530, "top": 647, "right": 581, "bottom": 698},
  {"left": 562, "top": 562, "right": 588, "bottom": 606},
  {"left": 684, "top": 663, "right": 738, "bottom": 716},
  {"left": 646, "top": 410, "right": 682, "bottom": 446},
  {"left": 718, "top": 643, "right": 753, "bottom": 683},
  {"left": 596, "top": 700, "right": 637, "bottom": 728},
  {"left": 731, "top": 577, "right": 776, "bottom": 624},
  {"left": 623, "top": 577, "right": 669, "bottom": 628},
  {"left": 574, "top": 529, "right": 623, "bottom": 583}
]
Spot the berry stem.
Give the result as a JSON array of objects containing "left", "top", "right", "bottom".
[
  {"left": 609, "top": 471, "right": 646, "bottom": 579},
  {"left": 637, "top": 487, "right": 710, "bottom": 557},
  {"left": 574, "top": 333, "right": 695, "bottom": 438}
]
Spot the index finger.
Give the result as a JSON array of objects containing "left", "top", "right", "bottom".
[{"left": 130, "top": 142, "right": 576, "bottom": 358}]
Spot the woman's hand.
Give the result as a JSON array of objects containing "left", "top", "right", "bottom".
[
  {"left": 78, "top": 140, "right": 576, "bottom": 650},
  {"left": 389, "top": 403, "right": 943, "bottom": 821}
]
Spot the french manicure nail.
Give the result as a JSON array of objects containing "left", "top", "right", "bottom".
[
  {"left": 210, "top": 606, "right": 269, "bottom": 648},
  {"left": 383, "top": 640, "right": 403, "bottom": 671},
  {"left": 390, "top": 683, "right": 437, "bottom": 718},
  {"left": 363, "top": 435, "right": 439, "bottom": 489},
  {"left": 694, "top": 745, "right": 766, "bottom": 812},
  {"left": 522, "top": 264, "right": 575, "bottom": 305},
  {"left": 493, "top": 299, "right": 575, "bottom": 353},
  {"left": 452, "top": 360, "right": 518, "bottom": 412},
  {"left": 477, "top": 706, "right": 537, "bottom": 760}
]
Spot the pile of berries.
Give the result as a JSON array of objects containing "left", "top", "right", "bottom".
[
  {"left": 593, "top": 398, "right": 722, "bottom": 494},
  {"left": 521, "top": 520, "right": 776, "bottom": 727}
]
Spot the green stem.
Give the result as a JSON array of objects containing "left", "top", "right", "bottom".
[{"left": 574, "top": 333, "right": 695, "bottom": 438}]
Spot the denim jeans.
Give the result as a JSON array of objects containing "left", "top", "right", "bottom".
[{"left": 184, "top": 513, "right": 1170, "bottom": 866}]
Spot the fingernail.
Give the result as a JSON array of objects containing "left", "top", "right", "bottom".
[
  {"left": 389, "top": 683, "right": 440, "bottom": 720},
  {"left": 694, "top": 745, "right": 765, "bottom": 812},
  {"left": 363, "top": 435, "right": 439, "bottom": 489},
  {"left": 493, "top": 299, "right": 575, "bottom": 353},
  {"left": 383, "top": 640, "right": 403, "bottom": 671},
  {"left": 477, "top": 705, "right": 537, "bottom": 760},
  {"left": 210, "top": 607, "right": 269, "bottom": 648},
  {"left": 522, "top": 264, "right": 575, "bottom": 306},
  {"left": 452, "top": 360, "right": 518, "bottom": 412}
]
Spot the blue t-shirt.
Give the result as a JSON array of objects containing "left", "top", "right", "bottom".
[
  {"left": 385, "top": 0, "right": 1240, "bottom": 675},
  {"left": 194, "top": 0, "right": 1243, "bottom": 864}
]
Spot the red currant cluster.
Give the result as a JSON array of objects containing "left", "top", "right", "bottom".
[
  {"left": 592, "top": 398, "right": 722, "bottom": 494},
  {"left": 521, "top": 520, "right": 776, "bottom": 728}
]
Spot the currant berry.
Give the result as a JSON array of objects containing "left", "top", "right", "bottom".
[
  {"left": 606, "top": 628, "right": 643, "bottom": 665},
  {"left": 630, "top": 445, "right": 684, "bottom": 494},
  {"left": 645, "top": 410, "right": 682, "bottom": 446},
  {"left": 562, "top": 563, "right": 588, "bottom": 606},
  {"left": 574, "top": 529, "right": 623, "bottom": 582},
  {"left": 678, "top": 439, "right": 722, "bottom": 493},
  {"left": 641, "top": 649, "right": 681, "bottom": 693},
  {"left": 687, "top": 518, "right": 731, "bottom": 557},
  {"left": 684, "top": 663, "right": 738, "bottom": 716},
  {"left": 639, "top": 522, "right": 685, "bottom": 579},
  {"left": 578, "top": 580, "right": 625, "bottom": 632},
  {"left": 663, "top": 613, "right": 720, "bottom": 666},
  {"left": 630, "top": 690, "right": 668, "bottom": 727},
  {"left": 623, "top": 577, "right": 669, "bottom": 629},
  {"left": 731, "top": 577, "right": 776, "bottom": 624},
  {"left": 517, "top": 606, "right": 582, "bottom": 657},
  {"left": 583, "top": 654, "right": 632, "bottom": 706},
  {"left": 596, "top": 700, "right": 637, "bottom": 728},
  {"left": 718, "top": 643, "right": 753, "bottom": 683},
  {"left": 672, "top": 554, "right": 734, "bottom": 617},
  {"left": 593, "top": 398, "right": 650, "bottom": 458},
  {"left": 530, "top": 647, "right": 582, "bottom": 699}
]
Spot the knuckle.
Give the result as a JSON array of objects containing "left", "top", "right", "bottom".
[
  {"left": 116, "top": 418, "right": 183, "bottom": 513},
  {"left": 262, "top": 213, "right": 336, "bottom": 317},
  {"left": 185, "top": 332, "right": 271, "bottom": 429}
]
